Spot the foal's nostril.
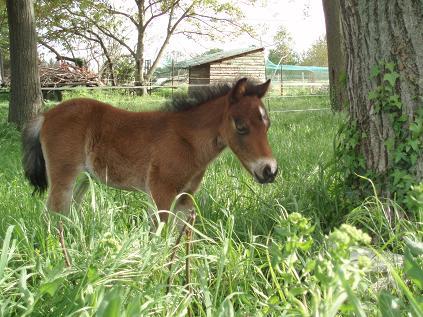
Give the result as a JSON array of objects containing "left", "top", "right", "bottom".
[
  {"left": 263, "top": 164, "right": 272, "bottom": 179},
  {"left": 261, "top": 164, "right": 278, "bottom": 183}
]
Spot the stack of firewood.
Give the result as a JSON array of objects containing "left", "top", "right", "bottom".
[{"left": 40, "top": 62, "right": 102, "bottom": 87}]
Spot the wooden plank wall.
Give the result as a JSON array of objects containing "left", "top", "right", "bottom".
[
  {"left": 189, "top": 65, "right": 210, "bottom": 85},
  {"left": 209, "top": 51, "right": 265, "bottom": 84}
]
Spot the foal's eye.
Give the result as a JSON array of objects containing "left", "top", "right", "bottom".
[{"left": 234, "top": 118, "right": 249, "bottom": 135}]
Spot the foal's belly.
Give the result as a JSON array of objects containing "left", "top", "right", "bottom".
[{"left": 85, "top": 153, "right": 148, "bottom": 192}]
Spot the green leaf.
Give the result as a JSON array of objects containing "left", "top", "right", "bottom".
[
  {"left": 337, "top": 266, "right": 366, "bottom": 317},
  {"left": 267, "top": 294, "right": 279, "bottom": 305},
  {"left": 404, "top": 250, "right": 423, "bottom": 290},
  {"left": 409, "top": 122, "right": 422, "bottom": 137},
  {"left": 270, "top": 243, "right": 281, "bottom": 268},
  {"left": 398, "top": 114, "right": 408, "bottom": 123},
  {"left": 378, "top": 291, "right": 401, "bottom": 317},
  {"left": 385, "top": 62, "right": 396, "bottom": 72},
  {"left": 368, "top": 90, "right": 379, "bottom": 100},
  {"left": 410, "top": 153, "right": 418, "bottom": 165},
  {"left": 404, "top": 237, "right": 423, "bottom": 256},
  {"left": 408, "top": 139, "right": 420, "bottom": 152},
  {"left": 384, "top": 72, "right": 399, "bottom": 87},
  {"left": 371, "top": 64, "right": 381, "bottom": 78},
  {"left": 287, "top": 287, "right": 307, "bottom": 297},
  {"left": 96, "top": 288, "right": 122, "bottom": 317},
  {"left": 385, "top": 137, "right": 395, "bottom": 152},
  {"left": 40, "top": 278, "right": 65, "bottom": 297},
  {"left": 394, "top": 151, "right": 406, "bottom": 163},
  {"left": 19, "top": 267, "right": 34, "bottom": 306},
  {"left": 0, "top": 225, "right": 15, "bottom": 281},
  {"left": 392, "top": 169, "right": 407, "bottom": 185},
  {"left": 87, "top": 265, "right": 98, "bottom": 283}
]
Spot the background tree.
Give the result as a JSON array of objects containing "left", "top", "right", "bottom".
[
  {"left": 300, "top": 36, "right": 327, "bottom": 67},
  {"left": 268, "top": 26, "right": 299, "bottom": 65},
  {"left": 322, "top": 0, "right": 347, "bottom": 111},
  {"left": 337, "top": 1, "right": 422, "bottom": 209},
  {"left": 200, "top": 48, "right": 224, "bottom": 56},
  {"left": 36, "top": 0, "right": 252, "bottom": 92},
  {"left": 6, "top": 0, "right": 42, "bottom": 128},
  {"left": 36, "top": 0, "right": 120, "bottom": 84},
  {"left": 0, "top": 3, "right": 9, "bottom": 85}
]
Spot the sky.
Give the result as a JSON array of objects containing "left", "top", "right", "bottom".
[{"left": 162, "top": 0, "right": 326, "bottom": 61}]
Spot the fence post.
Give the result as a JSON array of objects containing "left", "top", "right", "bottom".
[
  {"left": 280, "top": 64, "right": 283, "bottom": 96},
  {"left": 171, "top": 59, "right": 175, "bottom": 99}
]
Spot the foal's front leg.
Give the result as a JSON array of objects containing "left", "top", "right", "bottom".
[
  {"left": 149, "top": 168, "right": 205, "bottom": 226},
  {"left": 149, "top": 182, "right": 178, "bottom": 224}
]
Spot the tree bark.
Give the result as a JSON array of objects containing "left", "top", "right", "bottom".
[
  {"left": 0, "top": 49, "right": 4, "bottom": 85},
  {"left": 322, "top": 0, "right": 347, "bottom": 111},
  {"left": 339, "top": 1, "right": 423, "bottom": 194},
  {"left": 6, "top": 0, "right": 42, "bottom": 129},
  {"left": 135, "top": 0, "right": 146, "bottom": 95}
]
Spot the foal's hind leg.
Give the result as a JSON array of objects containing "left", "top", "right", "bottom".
[
  {"left": 73, "top": 174, "right": 90, "bottom": 208},
  {"left": 46, "top": 163, "right": 83, "bottom": 213},
  {"left": 45, "top": 163, "right": 83, "bottom": 268}
]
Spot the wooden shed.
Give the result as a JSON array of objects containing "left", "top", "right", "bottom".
[{"left": 179, "top": 47, "right": 266, "bottom": 85}]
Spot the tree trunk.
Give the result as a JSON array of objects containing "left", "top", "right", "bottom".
[
  {"left": 6, "top": 0, "right": 42, "bottom": 129},
  {"left": 145, "top": 32, "right": 172, "bottom": 84},
  {"left": 0, "top": 49, "right": 4, "bottom": 85},
  {"left": 322, "top": 0, "right": 347, "bottom": 111},
  {"left": 135, "top": 32, "right": 147, "bottom": 95},
  {"left": 339, "top": 1, "right": 423, "bottom": 198},
  {"left": 107, "top": 61, "right": 117, "bottom": 86},
  {"left": 135, "top": 1, "right": 147, "bottom": 95}
]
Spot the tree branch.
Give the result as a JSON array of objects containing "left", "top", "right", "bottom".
[
  {"left": 38, "top": 39, "right": 84, "bottom": 65},
  {"left": 64, "top": 7, "right": 136, "bottom": 58},
  {"left": 108, "top": 9, "right": 139, "bottom": 28},
  {"left": 146, "top": 1, "right": 195, "bottom": 80}
]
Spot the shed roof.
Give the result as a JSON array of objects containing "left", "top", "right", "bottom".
[{"left": 178, "top": 47, "right": 264, "bottom": 68}]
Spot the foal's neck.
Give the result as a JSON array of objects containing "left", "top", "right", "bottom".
[{"left": 173, "top": 96, "right": 227, "bottom": 164}]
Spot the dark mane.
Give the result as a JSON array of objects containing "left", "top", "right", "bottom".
[{"left": 162, "top": 79, "right": 262, "bottom": 112}]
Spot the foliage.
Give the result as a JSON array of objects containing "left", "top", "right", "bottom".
[
  {"left": 111, "top": 55, "right": 135, "bottom": 84},
  {"left": 199, "top": 48, "right": 224, "bottom": 56},
  {"left": 268, "top": 26, "right": 300, "bottom": 65},
  {"left": 0, "top": 92, "right": 421, "bottom": 315},
  {"left": 300, "top": 36, "right": 328, "bottom": 67},
  {"left": 335, "top": 61, "right": 423, "bottom": 216}
]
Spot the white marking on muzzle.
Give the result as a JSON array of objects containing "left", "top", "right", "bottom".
[{"left": 247, "top": 157, "right": 278, "bottom": 181}]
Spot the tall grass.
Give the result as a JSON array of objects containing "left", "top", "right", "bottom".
[{"left": 0, "top": 91, "right": 421, "bottom": 316}]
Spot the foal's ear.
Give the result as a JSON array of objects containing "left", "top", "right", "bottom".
[
  {"left": 256, "top": 79, "right": 271, "bottom": 98},
  {"left": 230, "top": 78, "right": 248, "bottom": 103}
]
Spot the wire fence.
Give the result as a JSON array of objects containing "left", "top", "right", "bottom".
[{"left": 0, "top": 82, "right": 330, "bottom": 114}]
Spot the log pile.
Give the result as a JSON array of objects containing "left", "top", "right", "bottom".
[{"left": 40, "top": 62, "right": 102, "bottom": 87}]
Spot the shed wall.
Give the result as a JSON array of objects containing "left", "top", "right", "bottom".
[
  {"left": 209, "top": 51, "right": 265, "bottom": 83},
  {"left": 189, "top": 65, "right": 210, "bottom": 85}
]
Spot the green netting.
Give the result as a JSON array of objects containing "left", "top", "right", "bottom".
[{"left": 266, "top": 60, "right": 329, "bottom": 82}]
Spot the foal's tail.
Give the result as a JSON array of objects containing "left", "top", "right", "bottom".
[{"left": 22, "top": 115, "right": 48, "bottom": 194}]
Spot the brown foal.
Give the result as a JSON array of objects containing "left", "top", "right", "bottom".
[{"left": 22, "top": 78, "right": 278, "bottom": 225}]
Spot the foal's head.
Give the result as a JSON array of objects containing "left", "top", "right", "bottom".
[{"left": 221, "top": 78, "right": 278, "bottom": 184}]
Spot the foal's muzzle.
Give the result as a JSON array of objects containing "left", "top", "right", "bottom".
[{"left": 250, "top": 158, "right": 278, "bottom": 184}]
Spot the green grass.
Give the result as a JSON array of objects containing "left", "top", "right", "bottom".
[{"left": 0, "top": 91, "right": 422, "bottom": 316}]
